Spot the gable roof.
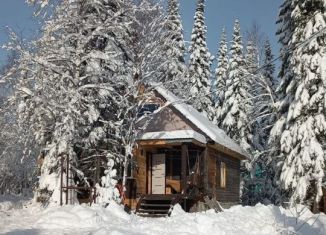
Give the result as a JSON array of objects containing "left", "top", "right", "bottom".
[{"left": 154, "top": 86, "right": 249, "bottom": 159}]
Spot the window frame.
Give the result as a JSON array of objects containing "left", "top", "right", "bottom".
[
  {"left": 137, "top": 103, "right": 160, "bottom": 118},
  {"left": 220, "top": 161, "right": 227, "bottom": 188}
]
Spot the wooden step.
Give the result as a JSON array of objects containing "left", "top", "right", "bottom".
[
  {"left": 136, "top": 213, "right": 168, "bottom": 218},
  {"left": 140, "top": 203, "right": 171, "bottom": 208},
  {"left": 136, "top": 194, "right": 184, "bottom": 217},
  {"left": 142, "top": 194, "right": 176, "bottom": 200},
  {"left": 138, "top": 208, "right": 170, "bottom": 214}
]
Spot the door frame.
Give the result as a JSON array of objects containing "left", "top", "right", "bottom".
[{"left": 151, "top": 153, "right": 166, "bottom": 194}]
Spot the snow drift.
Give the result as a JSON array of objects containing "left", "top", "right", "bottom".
[{"left": 1, "top": 196, "right": 326, "bottom": 235}]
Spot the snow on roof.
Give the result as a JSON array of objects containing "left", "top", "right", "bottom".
[
  {"left": 139, "top": 130, "right": 207, "bottom": 144},
  {"left": 154, "top": 86, "right": 249, "bottom": 158}
]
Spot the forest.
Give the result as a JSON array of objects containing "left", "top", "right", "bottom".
[{"left": 0, "top": 1, "right": 326, "bottom": 234}]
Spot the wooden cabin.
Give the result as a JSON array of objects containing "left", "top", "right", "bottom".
[{"left": 124, "top": 86, "right": 249, "bottom": 215}]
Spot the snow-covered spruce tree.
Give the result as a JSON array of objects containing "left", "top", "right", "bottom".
[
  {"left": 270, "top": 0, "right": 326, "bottom": 209},
  {"left": 161, "top": 0, "right": 187, "bottom": 93},
  {"left": 214, "top": 28, "right": 229, "bottom": 125},
  {"left": 219, "top": 20, "right": 254, "bottom": 205},
  {"left": 219, "top": 20, "right": 253, "bottom": 153},
  {"left": 188, "top": 0, "right": 215, "bottom": 122}
]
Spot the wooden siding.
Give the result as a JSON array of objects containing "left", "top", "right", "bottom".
[
  {"left": 133, "top": 148, "right": 147, "bottom": 196},
  {"left": 144, "top": 106, "right": 194, "bottom": 132},
  {"left": 207, "top": 147, "right": 241, "bottom": 203},
  {"left": 140, "top": 91, "right": 206, "bottom": 137}
]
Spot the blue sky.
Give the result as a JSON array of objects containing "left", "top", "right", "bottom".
[
  {"left": 0, "top": 1, "right": 39, "bottom": 66},
  {"left": 179, "top": 0, "right": 282, "bottom": 61},
  {"left": 0, "top": 0, "right": 282, "bottom": 66}
]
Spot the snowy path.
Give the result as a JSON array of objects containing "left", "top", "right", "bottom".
[{"left": 1, "top": 197, "right": 326, "bottom": 235}]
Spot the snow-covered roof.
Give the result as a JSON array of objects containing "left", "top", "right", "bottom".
[
  {"left": 139, "top": 130, "right": 207, "bottom": 144},
  {"left": 154, "top": 86, "right": 249, "bottom": 158}
]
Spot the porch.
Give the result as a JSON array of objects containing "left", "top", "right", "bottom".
[{"left": 124, "top": 135, "right": 207, "bottom": 212}]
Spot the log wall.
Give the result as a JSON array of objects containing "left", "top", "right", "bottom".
[{"left": 207, "top": 147, "right": 241, "bottom": 203}]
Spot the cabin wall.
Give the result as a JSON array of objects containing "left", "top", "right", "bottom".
[
  {"left": 144, "top": 107, "right": 194, "bottom": 132},
  {"left": 320, "top": 187, "right": 326, "bottom": 213},
  {"left": 134, "top": 148, "right": 147, "bottom": 196},
  {"left": 207, "top": 147, "right": 241, "bottom": 203},
  {"left": 140, "top": 92, "right": 206, "bottom": 136}
]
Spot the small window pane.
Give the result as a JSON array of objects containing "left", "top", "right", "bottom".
[
  {"left": 220, "top": 162, "right": 226, "bottom": 188},
  {"left": 138, "top": 104, "right": 159, "bottom": 117}
]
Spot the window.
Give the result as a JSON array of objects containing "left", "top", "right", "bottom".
[
  {"left": 220, "top": 162, "right": 226, "bottom": 188},
  {"left": 138, "top": 104, "right": 159, "bottom": 117}
]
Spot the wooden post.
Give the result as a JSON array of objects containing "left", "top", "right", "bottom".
[
  {"left": 66, "top": 155, "right": 69, "bottom": 205},
  {"left": 203, "top": 148, "right": 208, "bottom": 194},
  {"left": 323, "top": 188, "right": 326, "bottom": 213},
  {"left": 60, "top": 155, "right": 63, "bottom": 206},
  {"left": 96, "top": 155, "right": 100, "bottom": 184},
  {"left": 181, "top": 144, "right": 188, "bottom": 194},
  {"left": 93, "top": 187, "right": 96, "bottom": 204},
  {"left": 147, "top": 152, "right": 152, "bottom": 194}
]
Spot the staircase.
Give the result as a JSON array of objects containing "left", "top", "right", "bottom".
[{"left": 135, "top": 194, "right": 183, "bottom": 217}]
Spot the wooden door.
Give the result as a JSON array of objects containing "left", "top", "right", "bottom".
[{"left": 151, "top": 154, "right": 166, "bottom": 194}]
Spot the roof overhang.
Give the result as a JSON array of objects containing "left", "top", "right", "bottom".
[
  {"left": 153, "top": 85, "right": 250, "bottom": 159},
  {"left": 208, "top": 142, "right": 249, "bottom": 160},
  {"left": 137, "top": 130, "right": 207, "bottom": 147}
]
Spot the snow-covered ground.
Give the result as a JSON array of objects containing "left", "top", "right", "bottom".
[{"left": 1, "top": 195, "right": 326, "bottom": 235}]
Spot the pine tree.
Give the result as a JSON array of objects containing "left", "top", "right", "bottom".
[
  {"left": 220, "top": 20, "right": 253, "bottom": 153},
  {"left": 162, "top": 0, "right": 186, "bottom": 91},
  {"left": 214, "top": 28, "right": 229, "bottom": 124},
  {"left": 188, "top": 0, "right": 215, "bottom": 122},
  {"left": 270, "top": 0, "right": 326, "bottom": 207}
]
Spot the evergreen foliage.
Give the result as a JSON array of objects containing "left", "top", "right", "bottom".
[
  {"left": 162, "top": 0, "right": 187, "bottom": 92},
  {"left": 270, "top": 0, "right": 326, "bottom": 207},
  {"left": 188, "top": 0, "right": 215, "bottom": 122},
  {"left": 219, "top": 20, "right": 253, "bottom": 153},
  {"left": 214, "top": 28, "right": 229, "bottom": 125}
]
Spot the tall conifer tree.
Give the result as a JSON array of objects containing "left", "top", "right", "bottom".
[
  {"left": 215, "top": 28, "right": 229, "bottom": 124},
  {"left": 162, "top": 0, "right": 186, "bottom": 91},
  {"left": 270, "top": 0, "right": 326, "bottom": 207},
  {"left": 220, "top": 20, "right": 253, "bottom": 153},
  {"left": 188, "top": 0, "right": 215, "bottom": 121}
]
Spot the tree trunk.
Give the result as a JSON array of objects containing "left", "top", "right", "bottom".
[{"left": 122, "top": 154, "right": 129, "bottom": 192}]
